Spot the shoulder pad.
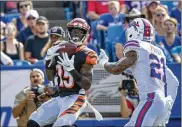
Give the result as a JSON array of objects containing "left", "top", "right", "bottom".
[{"left": 123, "top": 40, "right": 140, "bottom": 56}]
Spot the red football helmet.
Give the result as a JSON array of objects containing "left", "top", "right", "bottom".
[{"left": 67, "top": 18, "right": 90, "bottom": 46}]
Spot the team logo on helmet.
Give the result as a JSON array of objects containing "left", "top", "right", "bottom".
[
  {"left": 129, "top": 21, "right": 140, "bottom": 32},
  {"left": 126, "top": 18, "right": 154, "bottom": 43},
  {"left": 51, "top": 27, "right": 58, "bottom": 32}
]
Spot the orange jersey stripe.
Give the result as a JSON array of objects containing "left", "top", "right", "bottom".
[
  {"left": 86, "top": 52, "right": 98, "bottom": 65},
  {"left": 58, "top": 95, "right": 86, "bottom": 118},
  {"left": 78, "top": 95, "right": 86, "bottom": 100},
  {"left": 74, "top": 101, "right": 84, "bottom": 106}
]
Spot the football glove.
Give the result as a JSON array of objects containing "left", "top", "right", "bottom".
[
  {"left": 57, "top": 52, "right": 75, "bottom": 72},
  {"left": 165, "top": 95, "right": 174, "bottom": 124},
  {"left": 98, "top": 49, "right": 109, "bottom": 67},
  {"left": 44, "top": 44, "right": 61, "bottom": 67}
]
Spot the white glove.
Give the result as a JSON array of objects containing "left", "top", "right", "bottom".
[
  {"left": 57, "top": 52, "right": 75, "bottom": 72},
  {"left": 98, "top": 49, "right": 109, "bottom": 67},
  {"left": 45, "top": 44, "right": 61, "bottom": 61},
  {"left": 44, "top": 44, "right": 61, "bottom": 67},
  {"left": 165, "top": 95, "right": 174, "bottom": 124},
  {"left": 166, "top": 95, "right": 174, "bottom": 111}
]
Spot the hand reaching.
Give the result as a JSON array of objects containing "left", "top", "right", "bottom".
[
  {"left": 45, "top": 44, "right": 61, "bottom": 61},
  {"left": 57, "top": 52, "right": 75, "bottom": 72},
  {"left": 98, "top": 49, "right": 109, "bottom": 67}
]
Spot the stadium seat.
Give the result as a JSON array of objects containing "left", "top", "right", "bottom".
[
  {"left": 90, "top": 20, "right": 105, "bottom": 50},
  {"left": 13, "top": 60, "right": 31, "bottom": 66},
  {"left": 107, "top": 25, "right": 124, "bottom": 42},
  {"left": 0, "top": 13, "right": 20, "bottom": 23},
  {"left": 33, "top": 60, "right": 45, "bottom": 65},
  {"left": 107, "top": 25, "right": 124, "bottom": 62}
]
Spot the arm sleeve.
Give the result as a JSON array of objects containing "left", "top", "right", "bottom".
[
  {"left": 13, "top": 91, "right": 25, "bottom": 107},
  {"left": 166, "top": 65, "right": 179, "bottom": 101},
  {"left": 14, "top": 96, "right": 21, "bottom": 107}
]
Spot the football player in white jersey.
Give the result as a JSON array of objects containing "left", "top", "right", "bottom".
[{"left": 99, "top": 18, "right": 179, "bottom": 126}]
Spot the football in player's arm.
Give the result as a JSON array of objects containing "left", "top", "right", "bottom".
[
  {"left": 27, "top": 18, "right": 101, "bottom": 127},
  {"left": 45, "top": 47, "right": 97, "bottom": 91}
]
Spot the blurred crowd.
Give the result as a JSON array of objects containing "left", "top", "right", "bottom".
[{"left": 0, "top": 1, "right": 181, "bottom": 66}]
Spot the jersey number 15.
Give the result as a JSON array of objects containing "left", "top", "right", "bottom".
[
  {"left": 149, "top": 53, "right": 166, "bottom": 83},
  {"left": 57, "top": 65, "right": 74, "bottom": 88}
]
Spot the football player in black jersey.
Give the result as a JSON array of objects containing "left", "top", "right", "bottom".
[{"left": 27, "top": 18, "right": 98, "bottom": 127}]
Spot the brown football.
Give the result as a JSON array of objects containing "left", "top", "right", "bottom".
[{"left": 58, "top": 42, "right": 77, "bottom": 56}]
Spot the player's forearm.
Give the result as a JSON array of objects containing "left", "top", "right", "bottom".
[
  {"left": 45, "top": 69, "right": 55, "bottom": 81},
  {"left": 45, "top": 59, "right": 56, "bottom": 81},
  {"left": 12, "top": 98, "right": 28, "bottom": 118},
  {"left": 120, "top": 96, "right": 132, "bottom": 118},
  {"left": 104, "top": 57, "right": 133, "bottom": 75},
  {"left": 104, "top": 62, "right": 119, "bottom": 75},
  {"left": 70, "top": 69, "right": 91, "bottom": 90},
  {"left": 112, "top": 56, "right": 136, "bottom": 74}
]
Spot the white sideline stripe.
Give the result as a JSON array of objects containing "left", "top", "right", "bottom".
[
  {"left": 86, "top": 100, "right": 103, "bottom": 121},
  {"left": 84, "top": 105, "right": 120, "bottom": 113}
]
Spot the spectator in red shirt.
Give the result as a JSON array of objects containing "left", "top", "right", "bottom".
[
  {"left": 96, "top": 1, "right": 125, "bottom": 31},
  {"left": 4, "top": 1, "right": 18, "bottom": 14},
  {"left": 87, "top": 1, "right": 125, "bottom": 20}
]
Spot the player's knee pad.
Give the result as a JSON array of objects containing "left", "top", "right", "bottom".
[{"left": 27, "top": 120, "right": 40, "bottom": 127}]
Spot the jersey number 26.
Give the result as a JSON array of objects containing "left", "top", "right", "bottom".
[{"left": 149, "top": 53, "right": 166, "bottom": 83}]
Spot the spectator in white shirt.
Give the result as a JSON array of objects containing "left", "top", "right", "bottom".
[{"left": 0, "top": 51, "right": 13, "bottom": 66}]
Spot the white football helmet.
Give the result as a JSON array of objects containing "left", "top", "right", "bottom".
[{"left": 125, "top": 18, "right": 155, "bottom": 43}]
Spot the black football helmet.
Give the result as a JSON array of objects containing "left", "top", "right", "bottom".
[{"left": 67, "top": 18, "right": 90, "bottom": 46}]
